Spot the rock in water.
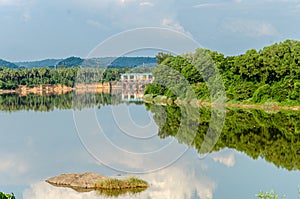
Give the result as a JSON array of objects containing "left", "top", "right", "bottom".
[{"left": 46, "top": 172, "right": 107, "bottom": 189}]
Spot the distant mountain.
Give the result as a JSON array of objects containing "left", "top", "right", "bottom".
[
  {"left": 57, "top": 56, "right": 156, "bottom": 68},
  {"left": 0, "top": 59, "right": 19, "bottom": 68},
  {"left": 107, "top": 57, "right": 156, "bottom": 68},
  {"left": 15, "top": 59, "right": 62, "bottom": 68},
  {"left": 82, "top": 57, "right": 115, "bottom": 68},
  {"left": 57, "top": 56, "right": 83, "bottom": 67},
  {"left": 12, "top": 56, "right": 157, "bottom": 69}
]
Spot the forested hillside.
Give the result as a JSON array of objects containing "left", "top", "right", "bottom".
[
  {"left": 145, "top": 40, "right": 300, "bottom": 104},
  {"left": 0, "top": 59, "right": 19, "bottom": 69},
  {"left": 13, "top": 56, "right": 156, "bottom": 68}
]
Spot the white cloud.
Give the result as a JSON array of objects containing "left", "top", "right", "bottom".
[
  {"left": 266, "top": 0, "right": 300, "bottom": 2},
  {"left": 222, "top": 18, "right": 279, "bottom": 37},
  {"left": 24, "top": 160, "right": 216, "bottom": 199},
  {"left": 0, "top": 154, "right": 28, "bottom": 185},
  {"left": 0, "top": 0, "right": 31, "bottom": 6},
  {"left": 21, "top": 11, "right": 31, "bottom": 22},
  {"left": 0, "top": 0, "right": 20, "bottom": 6},
  {"left": 73, "top": 0, "right": 172, "bottom": 30},
  {"left": 0, "top": 155, "right": 27, "bottom": 174},
  {"left": 141, "top": 165, "right": 216, "bottom": 199},
  {"left": 86, "top": 19, "right": 107, "bottom": 30},
  {"left": 162, "top": 18, "right": 193, "bottom": 37},
  {"left": 210, "top": 151, "right": 236, "bottom": 167},
  {"left": 139, "top": 1, "right": 154, "bottom": 7},
  {"left": 23, "top": 182, "right": 101, "bottom": 199},
  {"left": 193, "top": 3, "right": 223, "bottom": 8}
]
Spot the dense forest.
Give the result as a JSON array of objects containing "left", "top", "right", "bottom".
[
  {"left": 145, "top": 40, "right": 300, "bottom": 105},
  {"left": 146, "top": 103, "right": 300, "bottom": 171},
  {"left": 0, "top": 67, "right": 128, "bottom": 89}
]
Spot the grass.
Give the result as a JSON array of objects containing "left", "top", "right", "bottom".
[
  {"left": 95, "top": 176, "right": 148, "bottom": 190},
  {"left": 96, "top": 187, "right": 146, "bottom": 197}
]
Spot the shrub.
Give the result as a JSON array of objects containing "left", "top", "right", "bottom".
[{"left": 252, "top": 84, "right": 271, "bottom": 103}]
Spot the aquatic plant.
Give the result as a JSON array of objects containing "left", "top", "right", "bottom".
[
  {"left": 95, "top": 176, "right": 148, "bottom": 190},
  {"left": 0, "top": 192, "right": 15, "bottom": 199}
]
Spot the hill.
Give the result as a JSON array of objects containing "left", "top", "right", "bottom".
[
  {"left": 12, "top": 56, "right": 157, "bottom": 69},
  {"left": 0, "top": 59, "right": 19, "bottom": 68},
  {"left": 15, "top": 59, "right": 62, "bottom": 68},
  {"left": 56, "top": 56, "right": 84, "bottom": 67},
  {"left": 107, "top": 57, "right": 156, "bottom": 68},
  {"left": 81, "top": 57, "right": 156, "bottom": 68}
]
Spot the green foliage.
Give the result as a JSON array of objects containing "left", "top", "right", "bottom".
[
  {"left": 252, "top": 84, "right": 271, "bottom": 103},
  {"left": 0, "top": 192, "right": 15, "bottom": 199},
  {"left": 57, "top": 56, "right": 83, "bottom": 68},
  {"left": 96, "top": 187, "right": 146, "bottom": 197},
  {"left": 0, "top": 93, "right": 122, "bottom": 112},
  {"left": 144, "top": 84, "right": 165, "bottom": 96},
  {"left": 0, "top": 67, "right": 128, "bottom": 90},
  {"left": 95, "top": 177, "right": 148, "bottom": 189},
  {"left": 256, "top": 190, "right": 285, "bottom": 199},
  {"left": 146, "top": 39, "right": 300, "bottom": 104},
  {"left": 156, "top": 52, "right": 172, "bottom": 64},
  {"left": 147, "top": 103, "right": 300, "bottom": 171},
  {"left": 290, "top": 82, "right": 300, "bottom": 100}
]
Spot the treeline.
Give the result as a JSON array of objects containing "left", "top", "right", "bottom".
[
  {"left": 0, "top": 67, "right": 127, "bottom": 90},
  {"left": 146, "top": 40, "right": 300, "bottom": 104},
  {"left": 146, "top": 103, "right": 300, "bottom": 171},
  {"left": 0, "top": 93, "right": 122, "bottom": 112}
]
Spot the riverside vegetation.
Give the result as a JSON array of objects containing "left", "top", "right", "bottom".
[
  {"left": 145, "top": 40, "right": 300, "bottom": 106},
  {"left": 145, "top": 103, "right": 300, "bottom": 171},
  {"left": 0, "top": 192, "right": 15, "bottom": 199}
]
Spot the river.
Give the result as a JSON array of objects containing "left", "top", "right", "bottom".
[{"left": 0, "top": 93, "right": 299, "bottom": 199}]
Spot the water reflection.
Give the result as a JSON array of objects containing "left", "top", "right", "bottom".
[
  {"left": 0, "top": 93, "right": 299, "bottom": 198},
  {"left": 23, "top": 149, "right": 217, "bottom": 199},
  {"left": 0, "top": 92, "right": 121, "bottom": 112},
  {"left": 146, "top": 104, "right": 300, "bottom": 171},
  {"left": 24, "top": 182, "right": 146, "bottom": 199}
]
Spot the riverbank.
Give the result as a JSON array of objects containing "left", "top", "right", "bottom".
[
  {"left": 0, "top": 82, "right": 123, "bottom": 96},
  {"left": 142, "top": 94, "right": 300, "bottom": 111}
]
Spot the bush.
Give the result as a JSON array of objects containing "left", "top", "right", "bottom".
[
  {"left": 252, "top": 84, "right": 271, "bottom": 103},
  {"left": 290, "top": 82, "right": 300, "bottom": 101}
]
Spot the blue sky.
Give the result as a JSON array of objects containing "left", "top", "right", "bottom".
[{"left": 0, "top": 0, "right": 300, "bottom": 61}]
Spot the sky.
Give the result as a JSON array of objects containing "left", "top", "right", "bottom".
[{"left": 0, "top": 0, "right": 300, "bottom": 61}]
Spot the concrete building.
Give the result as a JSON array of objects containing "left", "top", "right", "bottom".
[
  {"left": 120, "top": 73, "right": 154, "bottom": 83},
  {"left": 120, "top": 73, "right": 154, "bottom": 102}
]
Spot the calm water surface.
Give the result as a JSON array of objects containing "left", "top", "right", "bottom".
[{"left": 0, "top": 94, "right": 299, "bottom": 199}]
